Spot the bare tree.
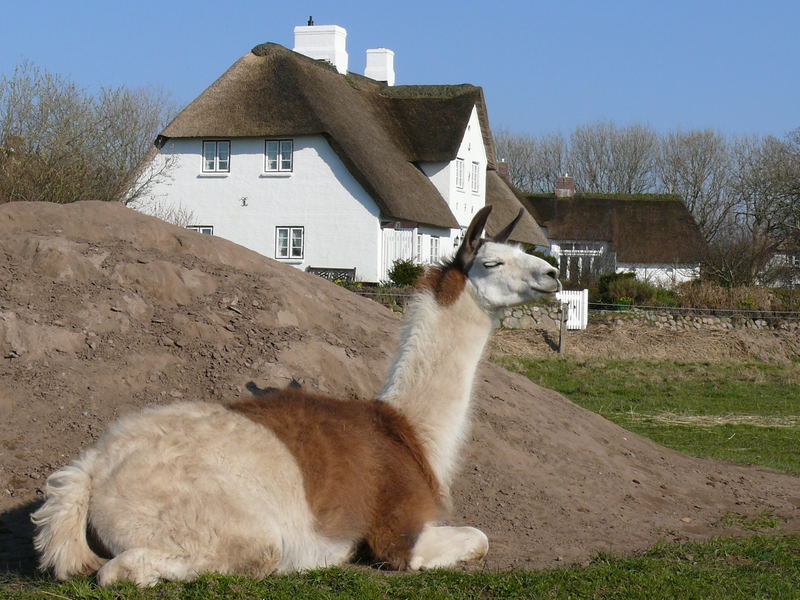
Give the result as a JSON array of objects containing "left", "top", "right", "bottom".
[
  {"left": 730, "top": 135, "right": 792, "bottom": 244},
  {"left": 569, "top": 121, "right": 658, "bottom": 193},
  {"left": 0, "top": 61, "right": 176, "bottom": 205},
  {"left": 493, "top": 128, "right": 567, "bottom": 192},
  {"left": 657, "top": 129, "right": 734, "bottom": 242},
  {"left": 758, "top": 128, "right": 800, "bottom": 241},
  {"left": 701, "top": 217, "right": 777, "bottom": 287},
  {"left": 696, "top": 131, "right": 800, "bottom": 286}
]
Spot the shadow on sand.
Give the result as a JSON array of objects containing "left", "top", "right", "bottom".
[{"left": 0, "top": 499, "right": 42, "bottom": 575}]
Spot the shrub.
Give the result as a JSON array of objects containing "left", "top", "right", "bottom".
[
  {"left": 653, "top": 286, "right": 679, "bottom": 307},
  {"left": 595, "top": 272, "right": 673, "bottom": 307},
  {"left": 673, "top": 281, "right": 773, "bottom": 311},
  {"left": 388, "top": 259, "right": 424, "bottom": 287},
  {"left": 596, "top": 272, "right": 634, "bottom": 305},
  {"left": 607, "top": 277, "right": 658, "bottom": 305}
]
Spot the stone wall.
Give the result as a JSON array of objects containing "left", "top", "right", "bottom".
[
  {"left": 368, "top": 293, "right": 800, "bottom": 333},
  {"left": 500, "top": 304, "right": 562, "bottom": 330},
  {"left": 499, "top": 304, "right": 800, "bottom": 332},
  {"left": 591, "top": 308, "right": 800, "bottom": 332}
]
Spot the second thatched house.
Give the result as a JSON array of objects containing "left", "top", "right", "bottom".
[
  {"left": 136, "top": 22, "right": 545, "bottom": 282},
  {"left": 521, "top": 176, "right": 708, "bottom": 286}
]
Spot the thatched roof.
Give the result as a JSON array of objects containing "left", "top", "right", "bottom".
[
  {"left": 159, "top": 42, "right": 542, "bottom": 242},
  {"left": 522, "top": 195, "right": 708, "bottom": 264},
  {"left": 486, "top": 172, "right": 548, "bottom": 246}
]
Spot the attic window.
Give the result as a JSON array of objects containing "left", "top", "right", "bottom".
[
  {"left": 471, "top": 161, "right": 480, "bottom": 193},
  {"left": 455, "top": 158, "right": 465, "bottom": 189},
  {"left": 266, "top": 140, "right": 293, "bottom": 172},
  {"left": 202, "top": 141, "right": 230, "bottom": 172}
]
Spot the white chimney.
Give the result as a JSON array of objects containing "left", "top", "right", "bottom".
[
  {"left": 365, "top": 48, "right": 395, "bottom": 86},
  {"left": 293, "top": 24, "right": 349, "bottom": 75}
]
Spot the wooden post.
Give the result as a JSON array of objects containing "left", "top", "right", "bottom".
[{"left": 559, "top": 302, "right": 569, "bottom": 354}]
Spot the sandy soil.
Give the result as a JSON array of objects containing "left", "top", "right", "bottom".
[{"left": 1, "top": 201, "right": 798, "bottom": 574}]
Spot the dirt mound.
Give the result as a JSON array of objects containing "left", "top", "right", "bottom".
[{"left": 1, "top": 201, "right": 798, "bottom": 572}]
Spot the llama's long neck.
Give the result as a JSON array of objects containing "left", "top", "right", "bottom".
[{"left": 378, "top": 281, "right": 494, "bottom": 492}]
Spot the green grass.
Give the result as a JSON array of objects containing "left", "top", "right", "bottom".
[
  {"left": 3, "top": 536, "right": 799, "bottom": 599},
  {"left": 498, "top": 357, "right": 800, "bottom": 474},
  {"left": 719, "top": 511, "right": 780, "bottom": 531}
]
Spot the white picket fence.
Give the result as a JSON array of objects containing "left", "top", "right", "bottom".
[{"left": 556, "top": 289, "right": 589, "bottom": 330}]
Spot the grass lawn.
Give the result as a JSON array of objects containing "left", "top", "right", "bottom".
[
  {"left": 3, "top": 536, "right": 799, "bottom": 599},
  {"left": 497, "top": 357, "right": 800, "bottom": 474}
]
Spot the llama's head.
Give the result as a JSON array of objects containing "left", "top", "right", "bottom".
[{"left": 450, "top": 205, "right": 560, "bottom": 310}]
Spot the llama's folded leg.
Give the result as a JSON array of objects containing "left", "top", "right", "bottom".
[
  {"left": 408, "top": 525, "right": 489, "bottom": 570},
  {"left": 96, "top": 545, "right": 279, "bottom": 587},
  {"left": 97, "top": 548, "right": 194, "bottom": 587}
]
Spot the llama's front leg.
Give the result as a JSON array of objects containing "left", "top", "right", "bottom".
[{"left": 408, "top": 524, "right": 489, "bottom": 570}]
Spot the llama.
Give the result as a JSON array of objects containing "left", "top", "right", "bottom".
[{"left": 31, "top": 206, "right": 560, "bottom": 586}]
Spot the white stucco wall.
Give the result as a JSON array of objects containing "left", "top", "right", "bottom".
[
  {"left": 137, "top": 135, "right": 383, "bottom": 281},
  {"left": 617, "top": 263, "right": 700, "bottom": 287},
  {"left": 411, "top": 104, "right": 488, "bottom": 266},
  {"left": 419, "top": 105, "right": 487, "bottom": 230}
]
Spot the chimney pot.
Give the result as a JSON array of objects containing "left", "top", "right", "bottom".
[
  {"left": 293, "top": 24, "right": 349, "bottom": 74},
  {"left": 555, "top": 174, "right": 575, "bottom": 197},
  {"left": 365, "top": 48, "right": 395, "bottom": 86},
  {"left": 497, "top": 160, "right": 510, "bottom": 178}
]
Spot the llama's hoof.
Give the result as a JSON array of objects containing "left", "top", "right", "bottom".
[{"left": 409, "top": 525, "right": 489, "bottom": 570}]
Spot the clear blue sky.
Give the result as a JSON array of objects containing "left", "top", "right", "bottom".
[{"left": 2, "top": 0, "right": 797, "bottom": 137}]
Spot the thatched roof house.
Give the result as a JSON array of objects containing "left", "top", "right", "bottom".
[
  {"left": 157, "top": 41, "right": 545, "bottom": 245},
  {"left": 522, "top": 187, "right": 708, "bottom": 284},
  {"left": 523, "top": 194, "right": 707, "bottom": 264}
]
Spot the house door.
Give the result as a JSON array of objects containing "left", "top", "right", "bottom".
[{"left": 381, "top": 228, "right": 414, "bottom": 282}]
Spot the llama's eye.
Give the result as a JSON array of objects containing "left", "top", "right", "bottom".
[{"left": 483, "top": 261, "right": 503, "bottom": 268}]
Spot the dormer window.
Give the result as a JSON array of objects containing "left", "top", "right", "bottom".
[
  {"left": 202, "top": 141, "right": 230, "bottom": 172},
  {"left": 266, "top": 140, "right": 293, "bottom": 172},
  {"left": 455, "top": 158, "right": 465, "bottom": 189}
]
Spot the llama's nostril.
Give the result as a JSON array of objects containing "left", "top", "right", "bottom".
[{"left": 546, "top": 269, "right": 559, "bottom": 281}]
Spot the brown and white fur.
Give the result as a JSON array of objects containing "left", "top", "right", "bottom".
[{"left": 31, "top": 206, "right": 560, "bottom": 586}]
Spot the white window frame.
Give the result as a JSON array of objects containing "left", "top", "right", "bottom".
[
  {"left": 455, "top": 158, "right": 465, "bottom": 189},
  {"left": 187, "top": 225, "right": 213, "bottom": 235},
  {"left": 275, "top": 226, "right": 304, "bottom": 259},
  {"left": 430, "top": 236, "right": 440, "bottom": 262},
  {"left": 265, "top": 139, "right": 294, "bottom": 172},
  {"left": 202, "top": 140, "right": 230, "bottom": 172},
  {"left": 471, "top": 161, "right": 480, "bottom": 193}
]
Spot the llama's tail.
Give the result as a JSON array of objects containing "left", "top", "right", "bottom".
[{"left": 30, "top": 452, "right": 107, "bottom": 579}]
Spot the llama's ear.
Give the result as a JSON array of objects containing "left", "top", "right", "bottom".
[
  {"left": 491, "top": 208, "right": 524, "bottom": 244},
  {"left": 455, "top": 205, "right": 492, "bottom": 272}
]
